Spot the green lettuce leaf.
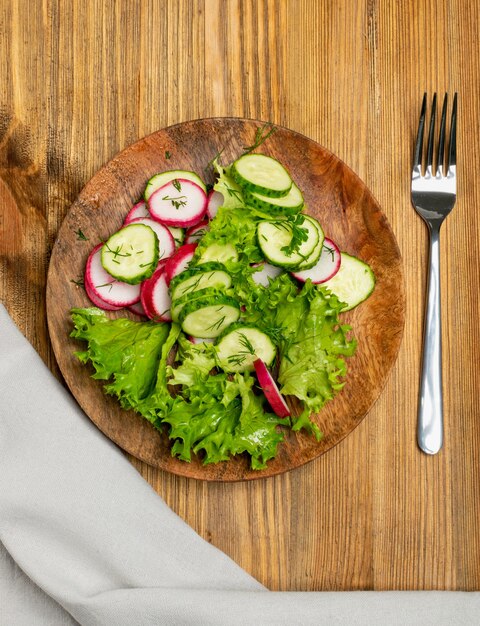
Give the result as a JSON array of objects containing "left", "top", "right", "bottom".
[{"left": 70, "top": 308, "right": 170, "bottom": 412}]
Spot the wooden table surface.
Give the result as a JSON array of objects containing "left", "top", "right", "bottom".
[{"left": 1, "top": 0, "right": 479, "bottom": 591}]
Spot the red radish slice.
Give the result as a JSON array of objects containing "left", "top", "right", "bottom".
[
  {"left": 85, "top": 243, "right": 141, "bottom": 307},
  {"left": 128, "top": 300, "right": 148, "bottom": 317},
  {"left": 148, "top": 179, "right": 207, "bottom": 228},
  {"left": 128, "top": 217, "right": 175, "bottom": 260},
  {"left": 206, "top": 189, "right": 223, "bottom": 219},
  {"left": 164, "top": 243, "right": 198, "bottom": 286},
  {"left": 290, "top": 237, "right": 341, "bottom": 284},
  {"left": 140, "top": 264, "right": 171, "bottom": 322},
  {"left": 251, "top": 262, "right": 283, "bottom": 287},
  {"left": 184, "top": 220, "right": 209, "bottom": 245},
  {"left": 84, "top": 275, "right": 122, "bottom": 311},
  {"left": 124, "top": 200, "right": 150, "bottom": 224},
  {"left": 253, "top": 359, "right": 290, "bottom": 418}
]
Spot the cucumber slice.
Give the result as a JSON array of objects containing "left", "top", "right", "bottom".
[
  {"left": 101, "top": 223, "right": 159, "bottom": 284},
  {"left": 321, "top": 252, "right": 375, "bottom": 311},
  {"left": 257, "top": 217, "right": 319, "bottom": 268},
  {"left": 215, "top": 324, "right": 276, "bottom": 373},
  {"left": 170, "top": 287, "right": 221, "bottom": 322},
  {"left": 144, "top": 169, "right": 207, "bottom": 201},
  {"left": 293, "top": 216, "right": 325, "bottom": 269},
  {"left": 197, "top": 242, "right": 239, "bottom": 264},
  {"left": 244, "top": 182, "right": 304, "bottom": 215},
  {"left": 231, "top": 154, "right": 292, "bottom": 198},
  {"left": 169, "top": 263, "right": 232, "bottom": 300},
  {"left": 179, "top": 295, "right": 240, "bottom": 338}
]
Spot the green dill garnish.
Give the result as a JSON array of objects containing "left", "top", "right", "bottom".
[
  {"left": 324, "top": 245, "right": 335, "bottom": 261},
  {"left": 242, "top": 123, "right": 277, "bottom": 155},
  {"left": 162, "top": 194, "right": 187, "bottom": 210},
  {"left": 205, "top": 148, "right": 225, "bottom": 173},
  {"left": 74, "top": 228, "right": 88, "bottom": 241},
  {"left": 172, "top": 179, "right": 182, "bottom": 192},
  {"left": 206, "top": 315, "right": 226, "bottom": 332},
  {"left": 70, "top": 278, "right": 84, "bottom": 287},
  {"left": 225, "top": 185, "right": 243, "bottom": 201},
  {"left": 165, "top": 150, "right": 171, "bottom": 159},
  {"left": 280, "top": 214, "right": 308, "bottom": 257},
  {"left": 103, "top": 242, "right": 132, "bottom": 259},
  {"left": 227, "top": 332, "right": 256, "bottom": 367},
  {"left": 94, "top": 280, "right": 115, "bottom": 292}
]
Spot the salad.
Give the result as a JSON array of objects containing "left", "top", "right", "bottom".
[{"left": 70, "top": 143, "right": 375, "bottom": 470}]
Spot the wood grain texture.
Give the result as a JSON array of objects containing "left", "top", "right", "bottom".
[
  {"left": 46, "top": 118, "right": 404, "bottom": 480},
  {"left": 1, "top": 0, "right": 479, "bottom": 590}
]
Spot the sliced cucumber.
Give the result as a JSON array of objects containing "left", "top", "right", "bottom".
[
  {"left": 179, "top": 295, "right": 240, "bottom": 338},
  {"left": 101, "top": 223, "right": 159, "bottom": 284},
  {"left": 197, "top": 242, "right": 239, "bottom": 264},
  {"left": 231, "top": 154, "right": 292, "bottom": 198},
  {"left": 170, "top": 287, "right": 220, "bottom": 322},
  {"left": 215, "top": 324, "right": 276, "bottom": 373},
  {"left": 257, "top": 217, "right": 319, "bottom": 268},
  {"left": 244, "top": 182, "right": 304, "bottom": 215},
  {"left": 321, "top": 252, "right": 375, "bottom": 311},
  {"left": 293, "top": 216, "right": 325, "bottom": 269},
  {"left": 169, "top": 263, "right": 232, "bottom": 300},
  {"left": 144, "top": 169, "right": 207, "bottom": 201}
]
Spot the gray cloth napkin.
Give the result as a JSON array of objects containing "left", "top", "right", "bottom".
[{"left": 0, "top": 303, "right": 478, "bottom": 625}]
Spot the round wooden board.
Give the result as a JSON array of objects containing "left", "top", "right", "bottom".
[{"left": 46, "top": 118, "right": 405, "bottom": 481}]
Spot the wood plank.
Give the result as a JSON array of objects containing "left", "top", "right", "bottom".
[{"left": 0, "top": 0, "right": 479, "bottom": 593}]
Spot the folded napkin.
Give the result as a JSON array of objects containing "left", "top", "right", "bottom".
[{"left": 0, "top": 303, "right": 478, "bottom": 626}]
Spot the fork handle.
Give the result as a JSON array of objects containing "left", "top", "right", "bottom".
[{"left": 418, "top": 225, "right": 443, "bottom": 454}]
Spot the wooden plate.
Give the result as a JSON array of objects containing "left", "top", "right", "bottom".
[{"left": 46, "top": 118, "right": 405, "bottom": 481}]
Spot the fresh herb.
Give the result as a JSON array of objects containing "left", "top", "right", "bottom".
[
  {"left": 165, "top": 150, "right": 171, "bottom": 159},
  {"left": 242, "top": 123, "right": 277, "bottom": 155},
  {"left": 172, "top": 179, "right": 182, "bottom": 192},
  {"left": 70, "top": 278, "right": 84, "bottom": 287},
  {"left": 280, "top": 214, "right": 308, "bottom": 257},
  {"left": 74, "top": 228, "right": 88, "bottom": 241},
  {"left": 206, "top": 315, "right": 226, "bottom": 332},
  {"left": 162, "top": 194, "right": 187, "bottom": 210},
  {"left": 324, "top": 245, "right": 335, "bottom": 261},
  {"left": 225, "top": 185, "right": 243, "bottom": 201},
  {"left": 94, "top": 281, "right": 115, "bottom": 292}
]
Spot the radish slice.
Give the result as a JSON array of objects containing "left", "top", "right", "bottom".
[
  {"left": 254, "top": 359, "right": 290, "bottom": 418},
  {"left": 290, "top": 237, "right": 341, "bottom": 284},
  {"left": 124, "top": 200, "right": 150, "bottom": 224},
  {"left": 128, "top": 300, "right": 148, "bottom": 317},
  {"left": 148, "top": 179, "right": 207, "bottom": 228},
  {"left": 84, "top": 275, "right": 122, "bottom": 311},
  {"left": 184, "top": 220, "right": 209, "bottom": 245},
  {"left": 206, "top": 189, "right": 223, "bottom": 219},
  {"left": 164, "top": 243, "right": 198, "bottom": 286},
  {"left": 128, "top": 217, "right": 176, "bottom": 260},
  {"left": 85, "top": 243, "right": 141, "bottom": 307},
  {"left": 251, "top": 262, "right": 283, "bottom": 287},
  {"left": 140, "top": 264, "right": 171, "bottom": 322}
]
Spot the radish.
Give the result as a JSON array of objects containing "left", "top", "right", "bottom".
[
  {"left": 85, "top": 243, "right": 141, "bottom": 307},
  {"left": 124, "top": 200, "right": 150, "bottom": 224},
  {"left": 206, "top": 189, "right": 223, "bottom": 219},
  {"left": 140, "top": 264, "right": 172, "bottom": 322},
  {"left": 127, "top": 217, "right": 175, "bottom": 260},
  {"left": 184, "top": 220, "right": 209, "bottom": 245},
  {"left": 128, "top": 300, "right": 148, "bottom": 317},
  {"left": 251, "top": 262, "right": 283, "bottom": 287},
  {"left": 148, "top": 178, "right": 207, "bottom": 228},
  {"left": 164, "top": 243, "right": 198, "bottom": 286},
  {"left": 291, "top": 238, "right": 341, "bottom": 284},
  {"left": 253, "top": 359, "right": 290, "bottom": 418},
  {"left": 84, "top": 275, "right": 122, "bottom": 311}
]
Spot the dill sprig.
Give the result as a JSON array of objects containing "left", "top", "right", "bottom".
[
  {"left": 162, "top": 194, "right": 187, "bottom": 210},
  {"left": 242, "top": 123, "right": 277, "bottom": 155},
  {"left": 280, "top": 214, "right": 309, "bottom": 257},
  {"left": 74, "top": 228, "right": 88, "bottom": 241}
]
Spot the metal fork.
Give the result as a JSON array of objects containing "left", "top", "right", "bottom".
[{"left": 411, "top": 93, "right": 457, "bottom": 455}]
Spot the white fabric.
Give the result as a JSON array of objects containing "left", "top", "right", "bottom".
[{"left": 0, "top": 302, "right": 478, "bottom": 625}]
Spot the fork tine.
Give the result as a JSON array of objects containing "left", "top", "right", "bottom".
[
  {"left": 448, "top": 92, "right": 457, "bottom": 171},
  {"left": 426, "top": 93, "right": 437, "bottom": 172},
  {"left": 413, "top": 93, "right": 427, "bottom": 170},
  {"left": 437, "top": 94, "right": 448, "bottom": 175}
]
